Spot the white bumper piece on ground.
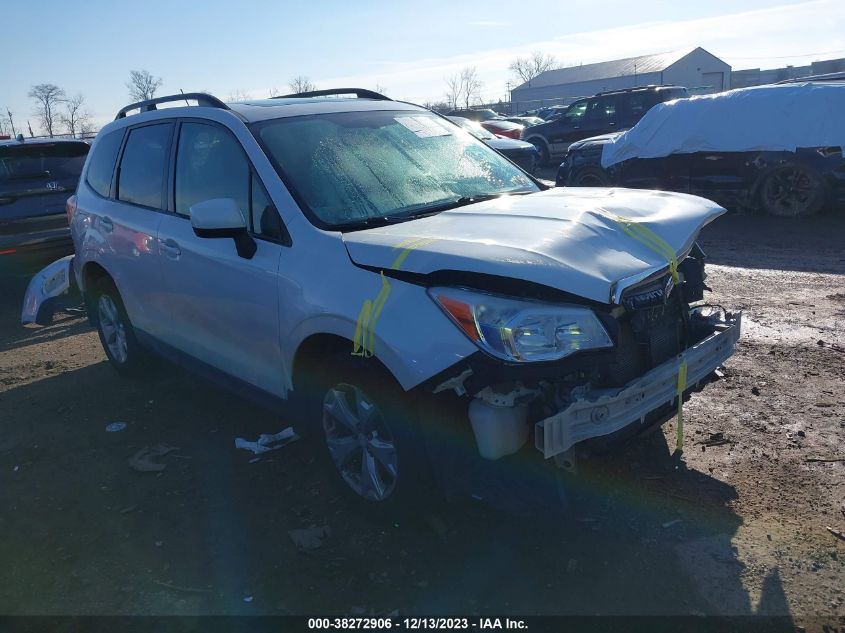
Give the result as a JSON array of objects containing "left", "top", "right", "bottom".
[
  {"left": 21, "top": 255, "right": 76, "bottom": 326},
  {"left": 535, "top": 312, "right": 742, "bottom": 458}
]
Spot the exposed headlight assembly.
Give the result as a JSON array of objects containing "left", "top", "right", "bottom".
[{"left": 429, "top": 287, "right": 613, "bottom": 363}]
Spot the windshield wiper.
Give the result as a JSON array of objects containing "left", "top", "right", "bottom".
[{"left": 332, "top": 191, "right": 535, "bottom": 231}]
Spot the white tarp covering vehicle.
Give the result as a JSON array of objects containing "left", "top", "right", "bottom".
[{"left": 601, "top": 83, "right": 845, "bottom": 168}]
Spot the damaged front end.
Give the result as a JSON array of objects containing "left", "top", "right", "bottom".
[{"left": 429, "top": 245, "right": 741, "bottom": 467}]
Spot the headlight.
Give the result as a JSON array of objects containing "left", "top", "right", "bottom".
[{"left": 429, "top": 287, "right": 613, "bottom": 363}]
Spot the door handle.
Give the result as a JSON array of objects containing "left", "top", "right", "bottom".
[
  {"left": 100, "top": 216, "right": 114, "bottom": 233},
  {"left": 160, "top": 238, "right": 182, "bottom": 259}
]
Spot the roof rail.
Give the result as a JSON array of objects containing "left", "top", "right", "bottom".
[
  {"left": 115, "top": 92, "right": 230, "bottom": 120},
  {"left": 272, "top": 88, "right": 390, "bottom": 101}
]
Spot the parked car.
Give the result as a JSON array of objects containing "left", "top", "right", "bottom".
[
  {"left": 448, "top": 117, "right": 540, "bottom": 173},
  {"left": 556, "top": 83, "right": 845, "bottom": 217},
  {"left": 502, "top": 116, "right": 544, "bottom": 128},
  {"left": 1, "top": 136, "right": 89, "bottom": 259},
  {"left": 23, "top": 90, "right": 740, "bottom": 514},
  {"left": 480, "top": 119, "right": 524, "bottom": 140},
  {"left": 524, "top": 85, "right": 689, "bottom": 165},
  {"left": 445, "top": 108, "right": 502, "bottom": 121}
]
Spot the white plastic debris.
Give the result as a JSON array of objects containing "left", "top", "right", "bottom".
[
  {"left": 234, "top": 427, "right": 299, "bottom": 455},
  {"left": 288, "top": 526, "right": 331, "bottom": 550},
  {"left": 106, "top": 422, "right": 127, "bottom": 432}
]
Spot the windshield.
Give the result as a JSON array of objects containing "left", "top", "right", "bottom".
[{"left": 253, "top": 110, "right": 538, "bottom": 229}]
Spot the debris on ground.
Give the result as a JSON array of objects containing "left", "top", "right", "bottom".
[
  {"left": 128, "top": 444, "right": 179, "bottom": 473},
  {"left": 235, "top": 427, "right": 299, "bottom": 455},
  {"left": 288, "top": 526, "right": 331, "bottom": 550},
  {"left": 152, "top": 579, "right": 212, "bottom": 594},
  {"left": 662, "top": 519, "right": 682, "bottom": 529},
  {"left": 805, "top": 457, "right": 845, "bottom": 463},
  {"left": 826, "top": 526, "right": 845, "bottom": 542},
  {"left": 105, "top": 422, "right": 126, "bottom": 433},
  {"left": 701, "top": 432, "right": 731, "bottom": 447}
]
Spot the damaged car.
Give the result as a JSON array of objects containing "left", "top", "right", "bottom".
[
  {"left": 557, "top": 82, "right": 845, "bottom": 217},
  {"left": 22, "top": 88, "right": 740, "bottom": 513}
]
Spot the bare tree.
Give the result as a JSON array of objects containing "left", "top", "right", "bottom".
[
  {"left": 59, "top": 93, "right": 91, "bottom": 138},
  {"left": 126, "top": 69, "right": 163, "bottom": 102},
  {"left": 460, "top": 67, "right": 483, "bottom": 109},
  {"left": 227, "top": 89, "right": 252, "bottom": 102},
  {"left": 444, "top": 74, "right": 462, "bottom": 109},
  {"left": 374, "top": 83, "right": 387, "bottom": 95},
  {"left": 509, "top": 52, "right": 558, "bottom": 84},
  {"left": 268, "top": 87, "right": 281, "bottom": 98},
  {"left": 288, "top": 76, "right": 316, "bottom": 94},
  {"left": 4, "top": 109, "right": 15, "bottom": 136},
  {"left": 28, "top": 83, "right": 66, "bottom": 137}
]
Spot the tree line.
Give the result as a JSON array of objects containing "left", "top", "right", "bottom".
[{"left": 1, "top": 52, "right": 558, "bottom": 138}]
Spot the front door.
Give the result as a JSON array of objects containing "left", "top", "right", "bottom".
[{"left": 156, "top": 120, "right": 286, "bottom": 397}]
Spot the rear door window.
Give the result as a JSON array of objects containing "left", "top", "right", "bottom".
[
  {"left": 116, "top": 123, "right": 174, "bottom": 209},
  {"left": 0, "top": 142, "right": 89, "bottom": 183},
  {"left": 86, "top": 130, "right": 124, "bottom": 197}
]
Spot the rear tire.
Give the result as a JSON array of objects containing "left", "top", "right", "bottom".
[
  {"left": 758, "top": 164, "right": 825, "bottom": 217},
  {"left": 91, "top": 277, "right": 151, "bottom": 377},
  {"left": 304, "top": 354, "right": 430, "bottom": 516}
]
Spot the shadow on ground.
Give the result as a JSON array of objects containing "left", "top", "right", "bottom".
[{"left": 0, "top": 354, "right": 792, "bottom": 620}]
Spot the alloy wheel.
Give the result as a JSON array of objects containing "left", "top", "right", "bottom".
[
  {"left": 98, "top": 294, "right": 128, "bottom": 364},
  {"left": 322, "top": 383, "right": 398, "bottom": 501}
]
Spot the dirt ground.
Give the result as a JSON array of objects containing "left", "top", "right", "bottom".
[{"left": 0, "top": 210, "right": 844, "bottom": 629}]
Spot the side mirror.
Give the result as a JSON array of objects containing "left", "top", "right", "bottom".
[{"left": 189, "top": 198, "right": 256, "bottom": 259}]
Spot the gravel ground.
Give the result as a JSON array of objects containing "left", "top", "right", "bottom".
[{"left": 0, "top": 211, "right": 843, "bottom": 629}]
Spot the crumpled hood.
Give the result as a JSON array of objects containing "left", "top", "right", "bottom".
[{"left": 342, "top": 187, "right": 725, "bottom": 304}]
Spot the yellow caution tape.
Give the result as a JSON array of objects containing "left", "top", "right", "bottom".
[
  {"left": 676, "top": 359, "right": 688, "bottom": 453},
  {"left": 613, "top": 214, "right": 680, "bottom": 284},
  {"left": 601, "top": 210, "right": 688, "bottom": 452},
  {"left": 352, "top": 237, "right": 437, "bottom": 357}
]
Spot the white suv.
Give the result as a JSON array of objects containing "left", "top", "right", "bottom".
[{"left": 23, "top": 89, "right": 740, "bottom": 512}]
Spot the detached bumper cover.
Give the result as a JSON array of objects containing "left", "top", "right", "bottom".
[
  {"left": 535, "top": 312, "right": 742, "bottom": 458},
  {"left": 21, "top": 255, "right": 77, "bottom": 326}
]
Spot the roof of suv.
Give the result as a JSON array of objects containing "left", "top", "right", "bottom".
[
  {"left": 594, "top": 84, "right": 686, "bottom": 97},
  {"left": 106, "top": 91, "right": 428, "bottom": 132},
  {"left": 228, "top": 97, "right": 423, "bottom": 123}
]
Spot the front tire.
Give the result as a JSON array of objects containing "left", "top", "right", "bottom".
[
  {"left": 528, "top": 138, "right": 550, "bottom": 166},
  {"left": 309, "top": 355, "right": 429, "bottom": 514},
  {"left": 91, "top": 277, "right": 150, "bottom": 377},
  {"left": 570, "top": 166, "right": 610, "bottom": 187}
]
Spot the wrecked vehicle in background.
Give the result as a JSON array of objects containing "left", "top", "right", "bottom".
[
  {"left": 557, "top": 83, "right": 845, "bottom": 217},
  {"left": 22, "top": 88, "right": 740, "bottom": 514}
]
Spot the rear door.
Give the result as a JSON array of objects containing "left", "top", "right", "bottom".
[
  {"left": 0, "top": 142, "right": 88, "bottom": 244},
  {"left": 103, "top": 121, "right": 174, "bottom": 335},
  {"left": 156, "top": 120, "right": 286, "bottom": 396}
]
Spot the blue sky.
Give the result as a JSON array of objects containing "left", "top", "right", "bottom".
[{"left": 2, "top": 0, "right": 844, "bottom": 132}]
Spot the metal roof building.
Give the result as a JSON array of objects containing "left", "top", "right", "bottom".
[{"left": 511, "top": 47, "right": 731, "bottom": 111}]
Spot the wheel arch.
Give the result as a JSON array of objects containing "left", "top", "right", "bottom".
[{"left": 291, "top": 333, "right": 400, "bottom": 395}]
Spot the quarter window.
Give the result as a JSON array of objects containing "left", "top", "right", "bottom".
[
  {"left": 117, "top": 123, "right": 173, "bottom": 209},
  {"left": 86, "top": 130, "right": 123, "bottom": 197}
]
